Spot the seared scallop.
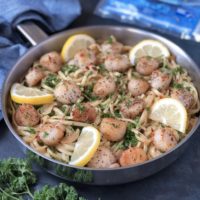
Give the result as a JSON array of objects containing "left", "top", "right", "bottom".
[
  {"left": 38, "top": 123, "right": 65, "bottom": 146},
  {"left": 150, "top": 70, "right": 172, "bottom": 90},
  {"left": 72, "top": 103, "right": 97, "bottom": 123},
  {"left": 104, "top": 54, "right": 130, "bottom": 72},
  {"left": 128, "top": 78, "right": 149, "bottom": 97},
  {"left": 40, "top": 51, "right": 62, "bottom": 72},
  {"left": 54, "top": 81, "right": 81, "bottom": 104},
  {"left": 93, "top": 77, "right": 116, "bottom": 98},
  {"left": 153, "top": 128, "right": 177, "bottom": 152},
  {"left": 87, "top": 146, "right": 116, "bottom": 168},
  {"left": 136, "top": 57, "right": 160, "bottom": 75},
  {"left": 119, "top": 147, "right": 147, "bottom": 167},
  {"left": 74, "top": 48, "right": 96, "bottom": 68},
  {"left": 101, "top": 41, "right": 123, "bottom": 55},
  {"left": 171, "top": 89, "right": 195, "bottom": 109},
  {"left": 15, "top": 104, "right": 40, "bottom": 126},
  {"left": 120, "top": 99, "right": 145, "bottom": 119},
  {"left": 100, "top": 118, "right": 127, "bottom": 142},
  {"left": 25, "top": 67, "right": 44, "bottom": 86}
]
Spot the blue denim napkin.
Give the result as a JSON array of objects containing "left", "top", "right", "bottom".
[{"left": 0, "top": 0, "right": 81, "bottom": 119}]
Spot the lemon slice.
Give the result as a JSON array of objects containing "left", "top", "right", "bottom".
[
  {"left": 69, "top": 126, "right": 101, "bottom": 167},
  {"left": 61, "top": 34, "right": 95, "bottom": 62},
  {"left": 129, "top": 39, "right": 170, "bottom": 65},
  {"left": 11, "top": 83, "right": 54, "bottom": 105},
  {"left": 149, "top": 98, "right": 188, "bottom": 133}
]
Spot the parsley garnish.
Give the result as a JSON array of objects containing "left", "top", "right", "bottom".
[
  {"left": 172, "top": 82, "right": 183, "bottom": 89},
  {"left": 101, "top": 112, "right": 112, "bottom": 118},
  {"left": 125, "top": 99, "right": 132, "bottom": 108},
  {"left": 0, "top": 158, "right": 87, "bottom": 199},
  {"left": 122, "top": 123, "right": 138, "bottom": 148},
  {"left": 0, "top": 158, "right": 36, "bottom": 199},
  {"left": 84, "top": 85, "right": 97, "bottom": 101},
  {"left": 172, "top": 67, "right": 184, "bottom": 75},
  {"left": 44, "top": 74, "right": 60, "bottom": 88},
  {"left": 34, "top": 183, "right": 86, "bottom": 200},
  {"left": 98, "top": 64, "right": 107, "bottom": 73},
  {"left": 146, "top": 107, "right": 150, "bottom": 112},
  {"left": 161, "top": 63, "right": 170, "bottom": 72},
  {"left": 25, "top": 127, "right": 36, "bottom": 134},
  {"left": 43, "top": 132, "right": 49, "bottom": 138},
  {"left": 185, "top": 86, "right": 191, "bottom": 91},
  {"left": 61, "top": 65, "right": 78, "bottom": 75},
  {"left": 114, "top": 110, "right": 121, "bottom": 118},
  {"left": 76, "top": 102, "right": 85, "bottom": 113},
  {"left": 107, "top": 36, "right": 113, "bottom": 44}
]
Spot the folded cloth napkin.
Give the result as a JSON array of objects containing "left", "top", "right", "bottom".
[{"left": 0, "top": 0, "right": 81, "bottom": 120}]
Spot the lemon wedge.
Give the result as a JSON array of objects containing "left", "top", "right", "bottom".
[
  {"left": 129, "top": 39, "right": 170, "bottom": 65},
  {"left": 11, "top": 83, "right": 54, "bottom": 105},
  {"left": 61, "top": 34, "right": 95, "bottom": 62},
  {"left": 149, "top": 98, "right": 188, "bottom": 133},
  {"left": 69, "top": 126, "right": 101, "bottom": 167}
]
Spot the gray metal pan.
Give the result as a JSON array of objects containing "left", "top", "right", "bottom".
[{"left": 2, "top": 22, "right": 200, "bottom": 185}]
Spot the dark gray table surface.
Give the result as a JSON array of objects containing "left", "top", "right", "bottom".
[{"left": 1, "top": 1, "right": 200, "bottom": 199}]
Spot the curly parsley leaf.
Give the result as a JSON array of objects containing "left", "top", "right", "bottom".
[
  {"left": 33, "top": 183, "right": 86, "bottom": 200},
  {"left": 0, "top": 158, "right": 36, "bottom": 199},
  {"left": 0, "top": 158, "right": 87, "bottom": 200}
]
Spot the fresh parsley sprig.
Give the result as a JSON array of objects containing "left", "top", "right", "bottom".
[{"left": 0, "top": 158, "right": 86, "bottom": 200}]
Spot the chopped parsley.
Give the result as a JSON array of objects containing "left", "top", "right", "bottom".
[
  {"left": 107, "top": 36, "right": 113, "bottom": 44},
  {"left": 185, "top": 86, "right": 191, "bottom": 91},
  {"left": 161, "top": 63, "right": 170, "bottom": 72},
  {"left": 84, "top": 85, "right": 97, "bottom": 101},
  {"left": 116, "top": 74, "right": 124, "bottom": 85},
  {"left": 172, "top": 82, "right": 183, "bottom": 89},
  {"left": 61, "top": 64, "right": 78, "bottom": 75},
  {"left": 101, "top": 110, "right": 121, "bottom": 118},
  {"left": 122, "top": 123, "right": 138, "bottom": 149},
  {"left": 25, "top": 127, "right": 36, "bottom": 134},
  {"left": 118, "top": 91, "right": 127, "bottom": 102},
  {"left": 146, "top": 107, "right": 150, "bottom": 112},
  {"left": 114, "top": 110, "right": 121, "bottom": 118},
  {"left": 76, "top": 102, "right": 85, "bottom": 113},
  {"left": 44, "top": 74, "right": 60, "bottom": 88},
  {"left": 60, "top": 105, "right": 69, "bottom": 115},
  {"left": 101, "top": 112, "right": 113, "bottom": 118},
  {"left": 125, "top": 99, "right": 132, "bottom": 108},
  {"left": 43, "top": 132, "right": 49, "bottom": 138},
  {"left": 98, "top": 64, "right": 107, "bottom": 73},
  {"left": 61, "top": 106, "right": 67, "bottom": 113},
  {"left": 48, "top": 110, "right": 55, "bottom": 117},
  {"left": 172, "top": 66, "right": 184, "bottom": 75}
]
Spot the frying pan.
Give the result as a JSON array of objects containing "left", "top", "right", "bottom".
[{"left": 2, "top": 22, "right": 200, "bottom": 185}]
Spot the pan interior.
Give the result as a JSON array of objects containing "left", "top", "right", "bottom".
[{"left": 2, "top": 25, "right": 200, "bottom": 171}]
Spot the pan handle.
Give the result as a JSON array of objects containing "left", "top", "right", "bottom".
[{"left": 16, "top": 21, "right": 48, "bottom": 46}]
